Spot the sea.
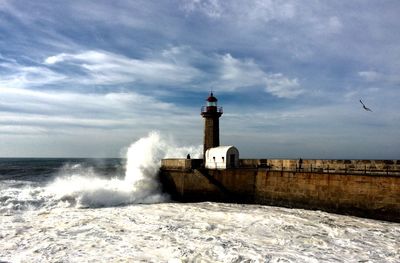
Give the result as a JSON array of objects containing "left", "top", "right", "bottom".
[{"left": 1, "top": 133, "right": 399, "bottom": 262}]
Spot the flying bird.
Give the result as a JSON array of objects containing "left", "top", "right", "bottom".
[{"left": 359, "top": 99, "right": 372, "bottom": 112}]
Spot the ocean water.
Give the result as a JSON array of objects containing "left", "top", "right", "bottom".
[{"left": 1, "top": 133, "right": 399, "bottom": 262}]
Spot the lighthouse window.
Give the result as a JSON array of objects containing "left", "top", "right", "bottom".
[{"left": 207, "top": 101, "right": 217, "bottom": 107}]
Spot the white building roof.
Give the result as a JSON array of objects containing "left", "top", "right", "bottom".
[
  {"left": 206, "top": 145, "right": 236, "bottom": 155},
  {"left": 205, "top": 146, "right": 239, "bottom": 169}
]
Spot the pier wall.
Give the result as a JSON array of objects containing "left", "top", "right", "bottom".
[{"left": 160, "top": 159, "right": 400, "bottom": 222}]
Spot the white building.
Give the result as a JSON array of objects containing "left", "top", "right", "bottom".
[{"left": 205, "top": 146, "right": 239, "bottom": 169}]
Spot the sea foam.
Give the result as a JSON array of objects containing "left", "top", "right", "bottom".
[{"left": 45, "top": 131, "right": 201, "bottom": 208}]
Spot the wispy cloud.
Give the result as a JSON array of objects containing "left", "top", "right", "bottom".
[
  {"left": 0, "top": 61, "right": 65, "bottom": 88},
  {"left": 358, "top": 71, "right": 382, "bottom": 82},
  {"left": 0, "top": 84, "right": 202, "bottom": 156},
  {"left": 180, "top": 0, "right": 224, "bottom": 18},
  {"left": 264, "top": 74, "right": 301, "bottom": 98},
  {"left": 1, "top": 47, "right": 304, "bottom": 98},
  {"left": 214, "top": 53, "right": 303, "bottom": 98},
  {"left": 43, "top": 50, "right": 201, "bottom": 86},
  {"left": 1, "top": 85, "right": 172, "bottom": 110},
  {"left": 0, "top": 86, "right": 178, "bottom": 132},
  {"left": 180, "top": 0, "right": 297, "bottom": 21}
]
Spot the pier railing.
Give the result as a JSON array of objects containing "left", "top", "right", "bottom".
[
  {"left": 201, "top": 106, "right": 223, "bottom": 114},
  {"left": 266, "top": 165, "right": 400, "bottom": 176},
  {"left": 161, "top": 159, "right": 400, "bottom": 176},
  {"left": 239, "top": 159, "right": 400, "bottom": 176}
]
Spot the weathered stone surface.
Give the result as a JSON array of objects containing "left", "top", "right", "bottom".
[{"left": 160, "top": 158, "right": 400, "bottom": 222}]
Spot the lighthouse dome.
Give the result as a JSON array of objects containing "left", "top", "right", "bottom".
[{"left": 207, "top": 92, "right": 218, "bottom": 102}]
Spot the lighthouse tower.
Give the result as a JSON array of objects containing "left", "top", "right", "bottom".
[{"left": 201, "top": 92, "right": 223, "bottom": 158}]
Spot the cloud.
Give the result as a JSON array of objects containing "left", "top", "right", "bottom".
[
  {"left": 0, "top": 86, "right": 179, "bottom": 133},
  {"left": 180, "top": 0, "right": 297, "bottom": 21},
  {"left": 327, "top": 16, "right": 343, "bottom": 34},
  {"left": 1, "top": 46, "right": 304, "bottom": 99},
  {"left": 358, "top": 71, "right": 381, "bottom": 82},
  {"left": 0, "top": 125, "right": 48, "bottom": 135},
  {"left": 180, "top": 0, "right": 224, "bottom": 18},
  {"left": 215, "top": 53, "right": 303, "bottom": 98},
  {"left": 265, "top": 73, "right": 301, "bottom": 98},
  {"left": 43, "top": 50, "right": 201, "bottom": 86},
  {"left": 40, "top": 47, "right": 303, "bottom": 98},
  {"left": 0, "top": 84, "right": 203, "bottom": 157},
  {"left": 0, "top": 61, "right": 65, "bottom": 88},
  {"left": 238, "top": 0, "right": 297, "bottom": 22},
  {"left": 216, "top": 54, "right": 265, "bottom": 90},
  {"left": 44, "top": 53, "right": 68, "bottom": 64},
  {"left": 0, "top": 86, "right": 173, "bottom": 112}
]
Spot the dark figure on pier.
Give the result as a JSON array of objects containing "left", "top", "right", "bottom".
[{"left": 298, "top": 158, "right": 303, "bottom": 171}]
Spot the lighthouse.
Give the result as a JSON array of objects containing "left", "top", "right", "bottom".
[{"left": 201, "top": 92, "right": 223, "bottom": 158}]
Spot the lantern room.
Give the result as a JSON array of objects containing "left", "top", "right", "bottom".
[
  {"left": 206, "top": 92, "right": 217, "bottom": 107},
  {"left": 201, "top": 92, "right": 223, "bottom": 114}
]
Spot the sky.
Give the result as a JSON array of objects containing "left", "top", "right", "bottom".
[{"left": 0, "top": 0, "right": 399, "bottom": 159}]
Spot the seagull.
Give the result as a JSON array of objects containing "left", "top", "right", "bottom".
[{"left": 359, "top": 99, "right": 372, "bottom": 112}]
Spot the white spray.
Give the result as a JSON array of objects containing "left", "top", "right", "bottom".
[{"left": 45, "top": 131, "right": 201, "bottom": 208}]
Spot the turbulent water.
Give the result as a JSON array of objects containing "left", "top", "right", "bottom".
[{"left": 1, "top": 133, "right": 399, "bottom": 262}]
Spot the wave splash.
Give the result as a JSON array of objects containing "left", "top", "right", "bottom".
[{"left": 45, "top": 131, "right": 201, "bottom": 208}]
